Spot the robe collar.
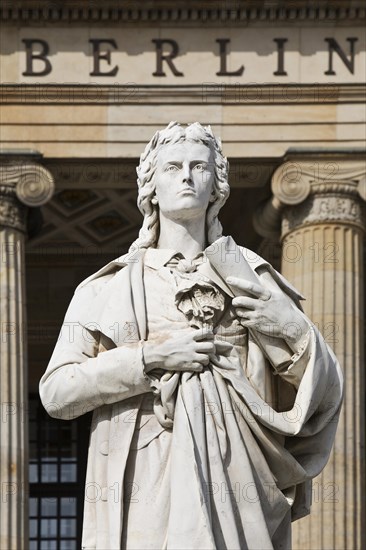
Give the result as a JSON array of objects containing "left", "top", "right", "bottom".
[
  {"left": 143, "top": 248, "right": 179, "bottom": 270},
  {"left": 143, "top": 247, "right": 234, "bottom": 296},
  {"left": 142, "top": 247, "right": 217, "bottom": 271},
  {"left": 76, "top": 239, "right": 304, "bottom": 304}
]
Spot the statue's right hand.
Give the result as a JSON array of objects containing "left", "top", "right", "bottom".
[{"left": 143, "top": 328, "right": 215, "bottom": 373}]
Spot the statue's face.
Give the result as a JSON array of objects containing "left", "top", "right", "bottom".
[{"left": 154, "top": 142, "right": 214, "bottom": 221}]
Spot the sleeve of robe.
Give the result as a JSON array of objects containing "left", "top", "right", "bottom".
[
  {"left": 39, "top": 273, "right": 152, "bottom": 420},
  {"left": 234, "top": 265, "right": 344, "bottom": 521},
  {"left": 250, "top": 265, "right": 313, "bottom": 391}
]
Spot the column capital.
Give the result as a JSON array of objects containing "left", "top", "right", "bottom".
[
  {"left": 255, "top": 152, "right": 366, "bottom": 240},
  {"left": 272, "top": 156, "right": 366, "bottom": 204},
  {"left": 0, "top": 158, "right": 54, "bottom": 232}
]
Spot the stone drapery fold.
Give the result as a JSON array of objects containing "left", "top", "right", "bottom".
[{"left": 39, "top": 245, "right": 343, "bottom": 550}]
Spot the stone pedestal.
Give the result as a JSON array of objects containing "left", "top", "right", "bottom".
[
  {"left": 257, "top": 153, "right": 366, "bottom": 549},
  {"left": 0, "top": 158, "right": 54, "bottom": 549}
]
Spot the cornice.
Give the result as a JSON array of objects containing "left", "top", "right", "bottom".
[
  {"left": 1, "top": 1, "right": 365, "bottom": 25},
  {"left": 1, "top": 84, "right": 365, "bottom": 105}
]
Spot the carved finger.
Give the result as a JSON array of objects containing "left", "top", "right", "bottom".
[
  {"left": 260, "top": 290, "right": 272, "bottom": 301},
  {"left": 193, "top": 328, "right": 214, "bottom": 341},
  {"left": 226, "top": 276, "right": 266, "bottom": 297},
  {"left": 236, "top": 308, "right": 254, "bottom": 319},
  {"left": 232, "top": 296, "right": 257, "bottom": 309},
  {"left": 196, "top": 342, "right": 216, "bottom": 353},
  {"left": 194, "top": 353, "right": 210, "bottom": 366},
  {"left": 188, "top": 362, "right": 204, "bottom": 372}
]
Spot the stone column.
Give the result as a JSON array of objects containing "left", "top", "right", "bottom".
[
  {"left": 0, "top": 158, "right": 54, "bottom": 549},
  {"left": 256, "top": 153, "right": 366, "bottom": 550}
]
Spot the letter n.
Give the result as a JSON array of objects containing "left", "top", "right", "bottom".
[{"left": 325, "top": 37, "right": 358, "bottom": 75}]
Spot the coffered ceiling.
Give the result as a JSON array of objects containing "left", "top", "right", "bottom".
[
  {"left": 26, "top": 188, "right": 143, "bottom": 256},
  {"left": 25, "top": 184, "right": 269, "bottom": 257}
]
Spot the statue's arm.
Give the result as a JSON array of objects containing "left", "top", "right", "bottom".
[
  {"left": 39, "top": 284, "right": 152, "bottom": 420},
  {"left": 254, "top": 266, "right": 320, "bottom": 389}
]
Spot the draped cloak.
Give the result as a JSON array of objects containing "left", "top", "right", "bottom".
[{"left": 39, "top": 244, "right": 343, "bottom": 550}]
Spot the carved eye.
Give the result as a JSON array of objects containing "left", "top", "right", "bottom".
[
  {"left": 166, "top": 164, "right": 179, "bottom": 172},
  {"left": 194, "top": 163, "right": 206, "bottom": 172}
]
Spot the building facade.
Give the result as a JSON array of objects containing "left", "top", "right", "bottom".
[{"left": 0, "top": 1, "right": 365, "bottom": 548}]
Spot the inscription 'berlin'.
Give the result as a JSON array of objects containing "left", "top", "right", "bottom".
[{"left": 21, "top": 37, "right": 359, "bottom": 78}]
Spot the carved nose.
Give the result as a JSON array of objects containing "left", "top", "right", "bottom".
[
  {"left": 182, "top": 171, "right": 193, "bottom": 184},
  {"left": 182, "top": 164, "right": 192, "bottom": 184}
]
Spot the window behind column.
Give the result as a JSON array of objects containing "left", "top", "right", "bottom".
[{"left": 29, "top": 394, "right": 91, "bottom": 550}]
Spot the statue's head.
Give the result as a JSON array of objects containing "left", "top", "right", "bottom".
[{"left": 131, "top": 121, "right": 230, "bottom": 249}]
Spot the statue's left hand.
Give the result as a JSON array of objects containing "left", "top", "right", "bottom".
[{"left": 226, "top": 276, "right": 309, "bottom": 348}]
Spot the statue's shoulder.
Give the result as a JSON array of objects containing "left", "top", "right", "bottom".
[{"left": 74, "top": 253, "right": 129, "bottom": 294}]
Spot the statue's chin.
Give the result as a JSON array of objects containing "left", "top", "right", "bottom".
[{"left": 159, "top": 200, "right": 210, "bottom": 222}]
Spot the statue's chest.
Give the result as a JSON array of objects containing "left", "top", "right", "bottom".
[{"left": 144, "top": 265, "right": 248, "bottom": 351}]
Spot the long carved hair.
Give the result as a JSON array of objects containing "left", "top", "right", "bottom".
[{"left": 129, "top": 121, "right": 230, "bottom": 252}]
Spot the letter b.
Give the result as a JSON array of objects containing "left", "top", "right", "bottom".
[{"left": 22, "top": 39, "right": 52, "bottom": 76}]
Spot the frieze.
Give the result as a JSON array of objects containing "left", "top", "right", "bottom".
[{"left": 1, "top": 26, "right": 364, "bottom": 86}]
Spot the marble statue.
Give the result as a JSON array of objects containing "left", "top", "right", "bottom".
[{"left": 39, "top": 122, "right": 343, "bottom": 550}]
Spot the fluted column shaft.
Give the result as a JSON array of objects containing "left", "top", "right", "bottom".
[
  {"left": 261, "top": 155, "right": 366, "bottom": 550},
  {"left": 0, "top": 159, "right": 54, "bottom": 549}
]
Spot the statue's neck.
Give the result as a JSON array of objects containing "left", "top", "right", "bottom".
[{"left": 156, "top": 213, "right": 206, "bottom": 259}]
